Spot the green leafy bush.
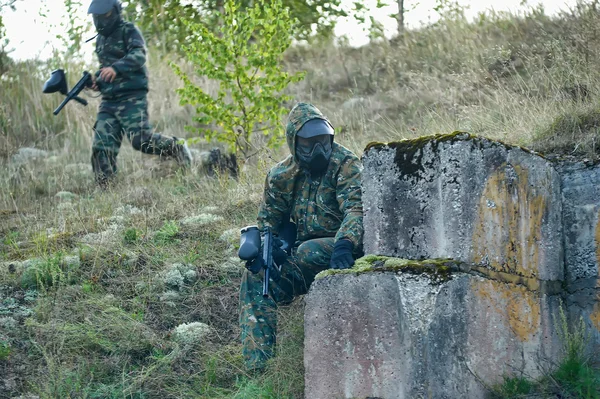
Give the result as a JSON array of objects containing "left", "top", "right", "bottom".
[{"left": 172, "top": 0, "right": 305, "bottom": 160}]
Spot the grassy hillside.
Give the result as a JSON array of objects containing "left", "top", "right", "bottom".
[{"left": 1, "top": 3, "right": 600, "bottom": 398}]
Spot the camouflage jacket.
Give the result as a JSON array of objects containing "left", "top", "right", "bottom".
[
  {"left": 95, "top": 21, "right": 149, "bottom": 101},
  {"left": 257, "top": 103, "right": 364, "bottom": 252}
]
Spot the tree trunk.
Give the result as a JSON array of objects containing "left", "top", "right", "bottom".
[{"left": 396, "top": 0, "right": 405, "bottom": 35}]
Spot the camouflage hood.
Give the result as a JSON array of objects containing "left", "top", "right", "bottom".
[{"left": 285, "top": 103, "right": 331, "bottom": 162}]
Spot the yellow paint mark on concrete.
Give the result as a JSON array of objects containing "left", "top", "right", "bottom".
[
  {"left": 472, "top": 164, "right": 546, "bottom": 279},
  {"left": 471, "top": 279, "right": 541, "bottom": 342}
]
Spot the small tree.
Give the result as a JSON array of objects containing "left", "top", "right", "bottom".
[{"left": 172, "top": 0, "right": 305, "bottom": 161}]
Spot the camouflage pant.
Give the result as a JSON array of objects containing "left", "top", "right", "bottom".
[
  {"left": 91, "top": 96, "right": 177, "bottom": 183},
  {"left": 239, "top": 237, "right": 335, "bottom": 370}
]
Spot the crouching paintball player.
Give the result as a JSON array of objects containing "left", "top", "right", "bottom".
[
  {"left": 86, "top": 0, "right": 192, "bottom": 187},
  {"left": 239, "top": 102, "right": 364, "bottom": 371}
]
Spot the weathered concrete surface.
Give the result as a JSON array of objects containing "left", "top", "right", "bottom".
[
  {"left": 565, "top": 280, "right": 600, "bottom": 352},
  {"left": 304, "top": 270, "right": 562, "bottom": 399},
  {"left": 559, "top": 162, "right": 600, "bottom": 282},
  {"left": 556, "top": 160, "right": 600, "bottom": 348},
  {"left": 362, "top": 133, "right": 563, "bottom": 281},
  {"left": 303, "top": 133, "right": 600, "bottom": 399}
]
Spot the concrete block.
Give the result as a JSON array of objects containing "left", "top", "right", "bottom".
[
  {"left": 362, "top": 133, "right": 563, "bottom": 281},
  {"left": 304, "top": 269, "right": 561, "bottom": 399}
]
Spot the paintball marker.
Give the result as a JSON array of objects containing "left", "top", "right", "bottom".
[
  {"left": 239, "top": 222, "right": 296, "bottom": 299},
  {"left": 42, "top": 69, "right": 94, "bottom": 116},
  {"left": 239, "top": 226, "right": 280, "bottom": 298}
]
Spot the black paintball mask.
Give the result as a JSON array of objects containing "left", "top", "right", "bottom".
[
  {"left": 295, "top": 119, "right": 334, "bottom": 175},
  {"left": 89, "top": 0, "right": 122, "bottom": 37}
]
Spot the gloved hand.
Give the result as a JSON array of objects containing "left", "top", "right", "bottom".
[
  {"left": 245, "top": 256, "right": 263, "bottom": 274},
  {"left": 245, "top": 236, "right": 289, "bottom": 274},
  {"left": 329, "top": 239, "right": 355, "bottom": 269}
]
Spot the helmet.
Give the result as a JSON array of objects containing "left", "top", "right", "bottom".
[
  {"left": 88, "top": 0, "right": 122, "bottom": 36},
  {"left": 88, "top": 0, "right": 122, "bottom": 15},
  {"left": 296, "top": 118, "right": 334, "bottom": 139}
]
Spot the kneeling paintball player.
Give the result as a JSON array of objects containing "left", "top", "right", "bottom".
[
  {"left": 239, "top": 102, "right": 364, "bottom": 372},
  {"left": 86, "top": 0, "right": 192, "bottom": 188}
]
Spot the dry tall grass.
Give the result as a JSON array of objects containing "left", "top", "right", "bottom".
[{"left": 1, "top": 3, "right": 600, "bottom": 398}]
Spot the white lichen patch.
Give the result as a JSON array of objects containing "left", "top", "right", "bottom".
[
  {"left": 183, "top": 269, "right": 197, "bottom": 282},
  {"left": 21, "top": 258, "right": 44, "bottom": 270},
  {"left": 159, "top": 290, "right": 181, "bottom": 308},
  {"left": 161, "top": 263, "right": 198, "bottom": 290},
  {"left": 219, "top": 228, "right": 241, "bottom": 247},
  {"left": 80, "top": 223, "right": 124, "bottom": 246},
  {"left": 0, "top": 261, "right": 24, "bottom": 276},
  {"left": 10, "top": 147, "right": 49, "bottom": 165},
  {"left": 0, "top": 297, "right": 33, "bottom": 319},
  {"left": 115, "top": 205, "right": 143, "bottom": 217},
  {"left": 63, "top": 255, "right": 80, "bottom": 270},
  {"left": 54, "top": 191, "right": 78, "bottom": 202},
  {"left": 14, "top": 394, "right": 41, "bottom": 399},
  {"left": 180, "top": 213, "right": 224, "bottom": 226},
  {"left": 94, "top": 205, "right": 144, "bottom": 227},
  {"left": 0, "top": 316, "right": 17, "bottom": 330},
  {"left": 23, "top": 290, "right": 37, "bottom": 303},
  {"left": 102, "top": 294, "right": 117, "bottom": 305},
  {"left": 163, "top": 269, "right": 185, "bottom": 290},
  {"left": 174, "top": 322, "right": 212, "bottom": 346},
  {"left": 201, "top": 206, "right": 220, "bottom": 214},
  {"left": 107, "top": 215, "right": 126, "bottom": 225},
  {"left": 395, "top": 274, "right": 442, "bottom": 334},
  {"left": 220, "top": 256, "right": 244, "bottom": 272}
]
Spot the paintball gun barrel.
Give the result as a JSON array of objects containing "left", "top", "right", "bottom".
[
  {"left": 42, "top": 69, "right": 94, "bottom": 115},
  {"left": 261, "top": 228, "right": 278, "bottom": 298}
]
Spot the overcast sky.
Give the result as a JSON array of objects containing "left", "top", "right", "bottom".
[{"left": 1, "top": 0, "right": 579, "bottom": 62}]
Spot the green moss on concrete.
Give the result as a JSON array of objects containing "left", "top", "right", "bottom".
[
  {"left": 364, "top": 131, "right": 472, "bottom": 153},
  {"left": 364, "top": 131, "right": 472, "bottom": 177},
  {"left": 364, "top": 130, "right": 542, "bottom": 178},
  {"left": 316, "top": 255, "right": 461, "bottom": 284}
]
